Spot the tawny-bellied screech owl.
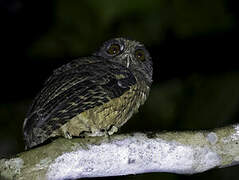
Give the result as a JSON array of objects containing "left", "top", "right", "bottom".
[{"left": 23, "top": 37, "right": 153, "bottom": 149}]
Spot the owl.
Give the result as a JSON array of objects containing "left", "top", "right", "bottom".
[{"left": 23, "top": 37, "right": 153, "bottom": 149}]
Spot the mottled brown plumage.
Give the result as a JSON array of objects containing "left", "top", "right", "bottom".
[{"left": 23, "top": 38, "right": 153, "bottom": 149}]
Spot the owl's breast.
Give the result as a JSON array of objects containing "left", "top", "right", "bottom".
[{"left": 51, "top": 82, "right": 150, "bottom": 138}]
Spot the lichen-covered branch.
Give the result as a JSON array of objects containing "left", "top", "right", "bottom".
[{"left": 1, "top": 124, "right": 239, "bottom": 180}]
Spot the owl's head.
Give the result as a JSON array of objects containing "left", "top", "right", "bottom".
[{"left": 93, "top": 37, "right": 153, "bottom": 86}]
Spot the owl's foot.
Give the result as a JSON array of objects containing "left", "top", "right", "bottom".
[
  {"left": 63, "top": 130, "right": 72, "bottom": 139},
  {"left": 107, "top": 125, "right": 118, "bottom": 136}
]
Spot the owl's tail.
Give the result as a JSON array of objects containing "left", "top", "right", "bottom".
[{"left": 22, "top": 112, "right": 47, "bottom": 150}]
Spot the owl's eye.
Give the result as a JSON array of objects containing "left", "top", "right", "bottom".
[
  {"left": 134, "top": 49, "right": 145, "bottom": 61},
  {"left": 106, "top": 43, "right": 121, "bottom": 56}
]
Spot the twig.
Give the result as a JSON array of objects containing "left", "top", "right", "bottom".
[{"left": 1, "top": 124, "right": 239, "bottom": 180}]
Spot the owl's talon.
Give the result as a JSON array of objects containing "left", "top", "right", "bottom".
[
  {"left": 107, "top": 125, "right": 118, "bottom": 136},
  {"left": 64, "top": 131, "right": 72, "bottom": 139}
]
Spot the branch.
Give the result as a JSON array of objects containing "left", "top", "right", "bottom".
[{"left": 1, "top": 124, "right": 239, "bottom": 180}]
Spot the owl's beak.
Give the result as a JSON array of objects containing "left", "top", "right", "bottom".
[{"left": 126, "top": 55, "right": 131, "bottom": 68}]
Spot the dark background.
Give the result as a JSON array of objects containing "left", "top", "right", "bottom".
[{"left": 0, "top": 0, "right": 239, "bottom": 179}]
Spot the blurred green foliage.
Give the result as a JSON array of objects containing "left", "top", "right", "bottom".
[{"left": 29, "top": 0, "right": 234, "bottom": 58}]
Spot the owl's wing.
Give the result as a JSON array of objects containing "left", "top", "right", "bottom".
[{"left": 23, "top": 57, "right": 136, "bottom": 147}]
